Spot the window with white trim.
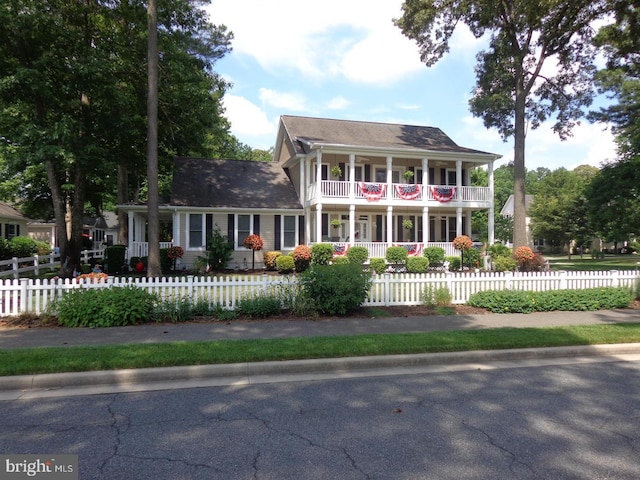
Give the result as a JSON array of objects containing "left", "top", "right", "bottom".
[
  {"left": 283, "top": 215, "right": 297, "bottom": 249},
  {"left": 188, "top": 214, "right": 203, "bottom": 248},
  {"left": 236, "top": 214, "right": 251, "bottom": 248}
]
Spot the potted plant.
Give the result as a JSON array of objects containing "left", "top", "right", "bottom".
[
  {"left": 403, "top": 169, "right": 414, "bottom": 182},
  {"left": 330, "top": 165, "right": 342, "bottom": 178},
  {"left": 402, "top": 219, "right": 413, "bottom": 230},
  {"left": 330, "top": 218, "right": 341, "bottom": 229}
]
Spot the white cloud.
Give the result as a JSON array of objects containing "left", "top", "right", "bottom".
[
  {"left": 207, "top": 0, "right": 424, "bottom": 84},
  {"left": 222, "top": 94, "right": 275, "bottom": 137},
  {"left": 259, "top": 88, "right": 307, "bottom": 111},
  {"left": 326, "top": 96, "right": 350, "bottom": 110}
]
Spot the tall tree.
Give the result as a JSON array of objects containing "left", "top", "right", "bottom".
[
  {"left": 529, "top": 166, "right": 597, "bottom": 256},
  {"left": 146, "top": 0, "right": 161, "bottom": 277},
  {"left": 395, "top": 0, "right": 610, "bottom": 249}
]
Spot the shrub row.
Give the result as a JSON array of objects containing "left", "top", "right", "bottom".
[
  {"left": 0, "top": 236, "right": 51, "bottom": 261},
  {"left": 467, "top": 287, "right": 633, "bottom": 314}
]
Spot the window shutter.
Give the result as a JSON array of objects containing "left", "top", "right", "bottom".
[
  {"left": 364, "top": 164, "right": 371, "bottom": 182},
  {"left": 322, "top": 213, "right": 328, "bottom": 239},
  {"left": 428, "top": 168, "right": 435, "bottom": 184},
  {"left": 253, "top": 215, "right": 260, "bottom": 235},
  {"left": 206, "top": 214, "right": 213, "bottom": 238},
  {"left": 440, "top": 169, "right": 446, "bottom": 185},
  {"left": 298, "top": 216, "right": 305, "bottom": 245},
  {"left": 375, "top": 215, "right": 383, "bottom": 242},
  {"left": 227, "top": 214, "right": 234, "bottom": 240},
  {"left": 338, "top": 162, "right": 345, "bottom": 181},
  {"left": 397, "top": 215, "right": 403, "bottom": 241},
  {"left": 274, "top": 216, "right": 281, "bottom": 250}
]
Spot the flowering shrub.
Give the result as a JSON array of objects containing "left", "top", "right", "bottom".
[
  {"left": 453, "top": 235, "right": 473, "bottom": 251},
  {"left": 513, "top": 246, "right": 535, "bottom": 263},
  {"left": 166, "top": 246, "right": 184, "bottom": 260},
  {"left": 76, "top": 272, "right": 109, "bottom": 283},
  {"left": 263, "top": 251, "right": 282, "bottom": 271},
  {"left": 243, "top": 234, "right": 264, "bottom": 251},
  {"left": 292, "top": 244, "right": 312, "bottom": 272}
]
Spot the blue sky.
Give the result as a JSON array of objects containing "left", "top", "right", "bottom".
[{"left": 206, "top": 0, "right": 617, "bottom": 171}]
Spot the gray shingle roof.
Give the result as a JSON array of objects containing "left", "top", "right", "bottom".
[
  {"left": 0, "top": 202, "right": 26, "bottom": 220},
  {"left": 171, "top": 157, "right": 302, "bottom": 210},
  {"left": 280, "top": 115, "right": 496, "bottom": 156}
]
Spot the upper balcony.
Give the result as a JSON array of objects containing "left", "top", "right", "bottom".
[{"left": 306, "top": 180, "right": 492, "bottom": 207}]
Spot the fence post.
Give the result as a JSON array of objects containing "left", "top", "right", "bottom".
[
  {"left": 34, "top": 254, "right": 40, "bottom": 276},
  {"left": 559, "top": 271, "right": 567, "bottom": 290},
  {"left": 187, "top": 275, "right": 194, "bottom": 301},
  {"left": 611, "top": 270, "right": 619, "bottom": 288},
  {"left": 12, "top": 257, "right": 18, "bottom": 279},
  {"left": 19, "top": 278, "right": 29, "bottom": 313},
  {"left": 384, "top": 273, "right": 390, "bottom": 306},
  {"left": 505, "top": 271, "right": 513, "bottom": 290}
]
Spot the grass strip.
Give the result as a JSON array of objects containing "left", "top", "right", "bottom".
[{"left": 2, "top": 323, "right": 640, "bottom": 376}]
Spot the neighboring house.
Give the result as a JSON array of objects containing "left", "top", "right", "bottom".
[
  {"left": 499, "top": 194, "right": 545, "bottom": 249},
  {"left": 0, "top": 202, "right": 28, "bottom": 240},
  {"left": 119, "top": 115, "right": 501, "bottom": 269}
]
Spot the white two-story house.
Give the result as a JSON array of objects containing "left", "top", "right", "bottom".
[{"left": 120, "top": 115, "right": 501, "bottom": 269}]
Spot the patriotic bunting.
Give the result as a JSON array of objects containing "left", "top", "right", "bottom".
[{"left": 430, "top": 186, "right": 456, "bottom": 202}]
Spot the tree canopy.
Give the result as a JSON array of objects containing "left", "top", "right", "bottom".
[
  {"left": 0, "top": 0, "right": 233, "bottom": 271},
  {"left": 395, "top": 0, "right": 610, "bottom": 249}
]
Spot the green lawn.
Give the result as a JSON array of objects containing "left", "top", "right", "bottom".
[
  {"left": 546, "top": 254, "right": 640, "bottom": 271},
  {"left": 2, "top": 323, "right": 640, "bottom": 376}
]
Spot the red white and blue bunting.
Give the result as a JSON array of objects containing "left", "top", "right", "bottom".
[
  {"left": 359, "top": 182, "right": 387, "bottom": 201},
  {"left": 395, "top": 184, "right": 421, "bottom": 200},
  {"left": 394, "top": 244, "right": 423, "bottom": 256},
  {"left": 430, "top": 186, "right": 456, "bottom": 202}
]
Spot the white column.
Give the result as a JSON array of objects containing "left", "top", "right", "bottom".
[
  {"left": 386, "top": 205, "right": 393, "bottom": 246},
  {"left": 456, "top": 207, "right": 463, "bottom": 237},
  {"left": 422, "top": 206, "right": 429, "bottom": 243},
  {"left": 349, "top": 204, "right": 356, "bottom": 246},
  {"left": 386, "top": 156, "right": 393, "bottom": 193},
  {"left": 173, "top": 211, "right": 180, "bottom": 247},
  {"left": 316, "top": 204, "right": 322, "bottom": 243},
  {"left": 128, "top": 213, "right": 134, "bottom": 247},
  {"left": 488, "top": 159, "right": 495, "bottom": 245},
  {"left": 305, "top": 207, "right": 311, "bottom": 244},
  {"left": 315, "top": 149, "right": 323, "bottom": 203},
  {"left": 349, "top": 153, "right": 355, "bottom": 200},
  {"left": 456, "top": 159, "right": 462, "bottom": 199},
  {"left": 300, "top": 157, "right": 306, "bottom": 206}
]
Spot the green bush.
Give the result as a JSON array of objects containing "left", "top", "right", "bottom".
[
  {"left": 488, "top": 242, "right": 511, "bottom": 259},
  {"left": 55, "top": 286, "right": 157, "bottom": 327},
  {"left": 35, "top": 241, "right": 51, "bottom": 256},
  {"left": 468, "top": 287, "right": 633, "bottom": 313},
  {"left": 422, "top": 285, "right": 452, "bottom": 307},
  {"left": 332, "top": 256, "right": 350, "bottom": 265},
  {"left": 276, "top": 254, "right": 295, "bottom": 273},
  {"left": 311, "top": 243, "right": 334, "bottom": 265},
  {"left": 9, "top": 236, "right": 38, "bottom": 258},
  {"left": 299, "top": 263, "right": 372, "bottom": 315},
  {"left": 386, "top": 246, "right": 408, "bottom": 264},
  {"left": 493, "top": 255, "right": 517, "bottom": 272},
  {"left": 369, "top": 257, "right": 386, "bottom": 274},
  {"left": 236, "top": 292, "right": 282, "bottom": 318},
  {"left": 153, "top": 297, "right": 193, "bottom": 323},
  {"left": 0, "top": 238, "right": 11, "bottom": 260},
  {"left": 462, "top": 247, "right": 481, "bottom": 269},
  {"left": 346, "top": 246, "right": 368, "bottom": 265},
  {"left": 200, "top": 226, "right": 234, "bottom": 271},
  {"left": 159, "top": 248, "right": 173, "bottom": 272},
  {"left": 406, "top": 256, "right": 429, "bottom": 273},
  {"left": 423, "top": 246, "right": 445, "bottom": 266},
  {"left": 445, "top": 256, "right": 461, "bottom": 271},
  {"left": 105, "top": 244, "right": 126, "bottom": 273}
]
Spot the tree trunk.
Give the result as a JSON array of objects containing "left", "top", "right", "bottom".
[
  {"left": 146, "top": 0, "right": 161, "bottom": 277},
  {"left": 44, "top": 158, "right": 72, "bottom": 275},
  {"left": 512, "top": 83, "right": 528, "bottom": 249},
  {"left": 117, "top": 162, "right": 129, "bottom": 246}
]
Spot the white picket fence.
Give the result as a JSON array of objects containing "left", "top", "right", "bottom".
[
  {"left": 0, "top": 249, "right": 105, "bottom": 279},
  {"left": 1, "top": 269, "right": 638, "bottom": 317}
]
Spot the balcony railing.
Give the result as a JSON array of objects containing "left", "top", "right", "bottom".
[{"left": 308, "top": 181, "right": 491, "bottom": 204}]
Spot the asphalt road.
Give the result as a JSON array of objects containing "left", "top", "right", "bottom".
[{"left": 1, "top": 358, "right": 639, "bottom": 479}]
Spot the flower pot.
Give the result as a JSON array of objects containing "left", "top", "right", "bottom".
[{"left": 135, "top": 261, "right": 144, "bottom": 273}]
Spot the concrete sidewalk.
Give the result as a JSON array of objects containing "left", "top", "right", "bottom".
[{"left": 1, "top": 308, "right": 639, "bottom": 399}]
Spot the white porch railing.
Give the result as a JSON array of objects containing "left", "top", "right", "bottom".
[
  {"left": 310, "top": 181, "right": 491, "bottom": 204},
  {"left": 130, "top": 242, "right": 175, "bottom": 258},
  {"left": 1, "top": 270, "right": 637, "bottom": 316}
]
